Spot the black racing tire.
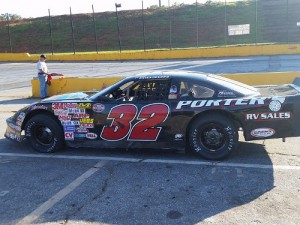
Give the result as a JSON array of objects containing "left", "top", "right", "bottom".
[
  {"left": 24, "top": 114, "right": 65, "bottom": 153},
  {"left": 188, "top": 113, "right": 238, "bottom": 160}
]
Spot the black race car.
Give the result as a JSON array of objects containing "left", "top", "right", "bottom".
[{"left": 5, "top": 71, "right": 300, "bottom": 159}]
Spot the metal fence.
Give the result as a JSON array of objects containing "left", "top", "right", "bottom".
[{"left": 1, "top": 0, "right": 300, "bottom": 54}]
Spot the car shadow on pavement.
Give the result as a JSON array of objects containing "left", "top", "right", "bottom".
[
  {"left": 52, "top": 142, "right": 274, "bottom": 224},
  {"left": 0, "top": 139, "right": 274, "bottom": 224}
]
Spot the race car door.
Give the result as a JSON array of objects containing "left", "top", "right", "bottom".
[
  {"left": 168, "top": 76, "right": 216, "bottom": 148},
  {"left": 93, "top": 78, "right": 173, "bottom": 150}
]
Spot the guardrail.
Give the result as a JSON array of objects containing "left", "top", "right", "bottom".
[{"left": 31, "top": 72, "right": 300, "bottom": 97}]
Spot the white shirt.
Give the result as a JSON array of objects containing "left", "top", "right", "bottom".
[{"left": 37, "top": 61, "right": 48, "bottom": 75}]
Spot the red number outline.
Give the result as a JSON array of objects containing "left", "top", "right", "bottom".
[
  {"left": 100, "top": 103, "right": 170, "bottom": 141},
  {"left": 100, "top": 104, "right": 137, "bottom": 141},
  {"left": 128, "top": 103, "right": 169, "bottom": 141}
]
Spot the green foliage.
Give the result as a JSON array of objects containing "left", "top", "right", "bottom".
[
  {"left": 0, "top": 13, "right": 22, "bottom": 21},
  {"left": 0, "top": 1, "right": 297, "bottom": 53}
]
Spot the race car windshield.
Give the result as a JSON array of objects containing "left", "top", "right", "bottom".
[
  {"left": 90, "top": 79, "right": 125, "bottom": 99},
  {"left": 90, "top": 78, "right": 132, "bottom": 101}
]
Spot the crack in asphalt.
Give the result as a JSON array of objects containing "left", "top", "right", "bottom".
[
  {"left": 268, "top": 152, "right": 300, "bottom": 158},
  {"left": 62, "top": 162, "right": 121, "bottom": 224}
]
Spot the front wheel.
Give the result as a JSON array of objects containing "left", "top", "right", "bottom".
[
  {"left": 25, "top": 114, "right": 65, "bottom": 153},
  {"left": 188, "top": 114, "right": 238, "bottom": 160}
]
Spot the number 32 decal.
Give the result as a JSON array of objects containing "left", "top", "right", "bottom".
[{"left": 100, "top": 103, "right": 169, "bottom": 141}]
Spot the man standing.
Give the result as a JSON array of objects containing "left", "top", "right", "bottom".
[{"left": 37, "top": 54, "right": 49, "bottom": 99}]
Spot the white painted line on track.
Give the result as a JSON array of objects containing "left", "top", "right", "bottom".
[
  {"left": 16, "top": 161, "right": 106, "bottom": 225},
  {"left": 0, "top": 152, "right": 140, "bottom": 162},
  {"left": 174, "top": 64, "right": 202, "bottom": 70},
  {"left": 1, "top": 152, "right": 300, "bottom": 170}
]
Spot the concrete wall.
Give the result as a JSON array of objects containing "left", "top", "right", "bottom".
[
  {"left": 0, "top": 53, "right": 31, "bottom": 61},
  {"left": 31, "top": 72, "right": 300, "bottom": 97},
  {"left": 1, "top": 44, "right": 300, "bottom": 62}
]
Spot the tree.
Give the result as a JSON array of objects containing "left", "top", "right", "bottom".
[{"left": 0, "top": 13, "right": 22, "bottom": 21}]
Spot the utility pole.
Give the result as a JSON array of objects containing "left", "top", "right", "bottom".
[
  {"left": 196, "top": 0, "right": 199, "bottom": 47},
  {"left": 48, "top": 9, "right": 54, "bottom": 55},
  {"left": 115, "top": 3, "right": 122, "bottom": 53},
  {"left": 169, "top": 0, "right": 172, "bottom": 49},
  {"left": 69, "top": 7, "right": 76, "bottom": 54},
  {"left": 142, "top": 0, "right": 146, "bottom": 51},
  {"left": 92, "top": 5, "right": 99, "bottom": 53},
  {"left": 6, "top": 13, "right": 13, "bottom": 53}
]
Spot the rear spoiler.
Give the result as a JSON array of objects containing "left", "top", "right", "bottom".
[
  {"left": 293, "top": 77, "right": 300, "bottom": 86},
  {"left": 292, "top": 77, "right": 300, "bottom": 92}
]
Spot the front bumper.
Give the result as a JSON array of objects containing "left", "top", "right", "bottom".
[{"left": 4, "top": 117, "right": 25, "bottom": 142}]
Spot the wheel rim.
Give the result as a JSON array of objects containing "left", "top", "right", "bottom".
[
  {"left": 32, "top": 124, "right": 54, "bottom": 146},
  {"left": 199, "top": 123, "right": 227, "bottom": 152}
]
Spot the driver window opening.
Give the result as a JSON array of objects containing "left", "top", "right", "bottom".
[
  {"left": 178, "top": 81, "right": 215, "bottom": 99},
  {"left": 106, "top": 79, "right": 171, "bottom": 101}
]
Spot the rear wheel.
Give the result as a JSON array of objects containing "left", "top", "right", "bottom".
[
  {"left": 25, "top": 114, "right": 65, "bottom": 153},
  {"left": 188, "top": 114, "right": 238, "bottom": 160}
]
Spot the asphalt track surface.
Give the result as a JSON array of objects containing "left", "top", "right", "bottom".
[
  {"left": 1, "top": 54, "right": 300, "bottom": 92},
  {"left": 0, "top": 56, "right": 300, "bottom": 225}
]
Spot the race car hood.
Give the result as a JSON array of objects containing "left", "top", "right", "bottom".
[{"left": 42, "top": 91, "right": 99, "bottom": 102}]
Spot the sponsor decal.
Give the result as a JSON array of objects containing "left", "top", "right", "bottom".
[
  {"left": 61, "top": 121, "right": 80, "bottom": 126},
  {"left": 16, "top": 112, "right": 26, "bottom": 126},
  {"left": 64, "top": 126, "right": 75, "bottom": 132},
  {"left": 8, "top": 133, "right": 17, "bottom": 140},
  {"left": 52, "top": 103, "right": 78, "bottom": 110},
  {"left": 78, "top": 103, "right": 92, "bottom": 109},
  {"left": 251, "top": 128, "right": 275, "bottom": 138},
  {"left": 67, "top": 108, "right": 85, "bottom": 114},
  {"left": 169, "top": 85, "right": 178, "bottom": 94},
  {"left": 64, "top": 132, "right": 74, "bottom": 140},
  {"left": 139, "top": 75, "right": 170, "bottom": 80},
  {"left": 31, "top": 105, "right": 47, "bottom": 110},
  {"left": 74, "top": 133, "right": 86, "bottom": 138},
  {"left": 86, "top": 132, "right": 98, "bottom": 139},
  {"left": 17, "top": 112, "right": 25, "bottom": 122},
  {"left": 76, "top": 127, "right": 88, "bottom": 133},
  {"left": 217, "top": 90, "right": 236, "bottom": 98},
  {"left": 80, "top": 124, "right": 94, "bottom": 128},
  {"left": 175, "top": 96, "right": 286, "bottom": 110},
  {"left": 16, "top": 120, "right": 22, "bottom": 127},
  {"left": 73, "top": 113, "right": 90, "bottom": 119},
  {"left": 79, "top": 118, "right": 94, "bottom": 124},
  {"left": 246, "top": 112, "right": 291, "bottom": 121},
  {"left": 7, "top": 122, "right": 21, "bottom": 132},
  {"left": 174, "top": 133, "right": 184, "bottom": 140},
  {"left": 6, "top": 126, "right": 16, "bottom": 134},
  {"left": 59, "top": 115, "right": 71, "bottom": 121},
  {"left": 54, "top": 109, "right": 68, "bottom": 116},
  {"left": 93, "top": 103, "right": 105, "bottom": 113},
  {"left": 168, "top": 94, "right": 178, "bottom": 100},
  {"left": 269, "top": 100, "right": 282, "bottom": 112},
  {"left": 6, "top": 125, "right": 22, "bottom": 141}
]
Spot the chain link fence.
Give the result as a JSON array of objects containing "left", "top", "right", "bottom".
[{"left": 1, "top": 0, "right": 300, "bottom": 54}]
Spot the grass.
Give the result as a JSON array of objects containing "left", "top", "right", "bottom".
[{"left": 0, "top": 1, "right": 299, "bottom": 54}]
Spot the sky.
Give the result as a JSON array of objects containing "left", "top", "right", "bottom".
[{"left": 0, "top": 0, "right": 237, "bottom": 18}]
